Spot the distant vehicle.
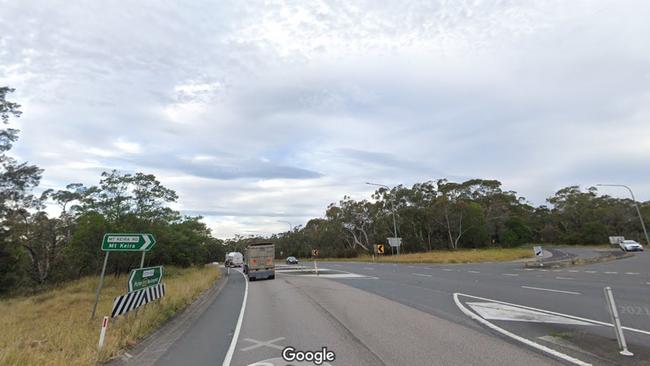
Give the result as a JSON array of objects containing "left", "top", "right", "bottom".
[
  {"left": 619, "top": 240, "right": 644, "bottom": 252},
  {"left": 225, "top": 252, "right": 244, "bottom": 267},
  {"left": 286, "top": 256, "right": 298, "bottom": 265},
  {"left": 244, "top": 242, "right": 275, "bottom": 281}
]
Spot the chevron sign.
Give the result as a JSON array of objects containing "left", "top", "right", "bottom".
[{"left": 111, "top": 283, "right": 166, "bottom": 318}]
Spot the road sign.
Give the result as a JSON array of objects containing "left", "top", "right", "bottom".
[
  {"left": 111, "top": 283, "right": 165, "bottom": 318},
  {"left": 377, "top": 244, "right": 385, "bottom": 255},
  {"left": 312, "top": 249, "right": 319, "bottom": 257},
  {"left": 128, "top": 266, "right": 163, "bottom": 292},
  {"left": 387, "top": 237, "right": 402, "bottom": 247},
  {"left": 102, "top": 233, "right": 156, "bottom": 252},
  {"left": 533, "top": 246, "right": 543, "bottom": 257}
]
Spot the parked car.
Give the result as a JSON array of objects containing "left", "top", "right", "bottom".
[
  {"left": 286, "top": 256, "right": 299, "bottom": 265},
  {"left": 619, "top": 240, "right": 644, "bottom": 252}
]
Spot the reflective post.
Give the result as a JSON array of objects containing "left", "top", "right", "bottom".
[{"left": 604, "top": 286, "right": 633, "bottom": 356}]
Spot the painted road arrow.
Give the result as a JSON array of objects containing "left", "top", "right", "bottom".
[
  {"left": 101, "top": 233, "right": 157, "bottom": 252},
  {"left": 128, "top": 266, "right": 163, "bottom": 292}
]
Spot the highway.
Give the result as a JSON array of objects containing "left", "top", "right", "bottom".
[{"left": 117, "top": 248, "right": 650, "bottom": 366}]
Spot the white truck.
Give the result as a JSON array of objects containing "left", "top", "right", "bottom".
[
  {"left": 225, "top": 252, "right": 244, "bottom": 268},
  {"left": 244, "top": 242, "right": 275, "bottom": 281}
]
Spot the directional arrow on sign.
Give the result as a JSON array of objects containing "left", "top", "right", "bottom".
[{"left": 102, "top": 233, "right": 157, "bottom": 252}]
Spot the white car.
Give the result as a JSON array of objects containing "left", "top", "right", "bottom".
[{"left": 619, "top": 240, "right": 644, "bottom": 252}]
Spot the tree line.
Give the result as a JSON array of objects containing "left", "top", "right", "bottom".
[
  {"left": 258, "top": 180, "right": 649, "bottom": 259},
  {"left": 0, "top": 87, "right": 226, "bottom": 294}
]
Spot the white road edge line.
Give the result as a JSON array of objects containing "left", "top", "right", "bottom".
[
  {"left": 521, "top": 286, "right": 581, "bottom": 295},
  {"left": 453, "top": 293, "right": 591, "bottom": 366},
  {"left": 222, "top": 269, "right": 249, "bottom": 366}
]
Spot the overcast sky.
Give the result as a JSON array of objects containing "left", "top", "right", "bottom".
[{"left": 1, "top": 1, "right": 649, "bottom": 238}]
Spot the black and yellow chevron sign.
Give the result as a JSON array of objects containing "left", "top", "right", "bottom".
[{"left": 377, "top": 244, "right": 385, "bottom": 254}]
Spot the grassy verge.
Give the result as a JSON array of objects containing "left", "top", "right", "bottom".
[
  {"left": 0, "top": 265, "right": 220, "bottom": 366},
  {"left": 311, "top": 247, "right": 534, "bottom": 264}
]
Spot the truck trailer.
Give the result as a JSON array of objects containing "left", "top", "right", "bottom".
[{"left": 244, "top": 242, "right": 275, "bottom": 281}]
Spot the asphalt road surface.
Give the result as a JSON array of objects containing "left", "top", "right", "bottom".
[{"left": 138, "top": 248, "right": 650, "bottom": 366}]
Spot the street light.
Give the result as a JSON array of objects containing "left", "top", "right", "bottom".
[
  {"left": 366, "top": 182, "right": 399, "bottom": 255},
  {"left": 278, "top": 220, "right": 293, "bottom": 232},
  {"left": 596, "top": 184, "right": 649, "bottom": 245}
]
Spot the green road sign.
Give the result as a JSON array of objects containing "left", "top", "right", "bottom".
[
  {"left": 128, "top": 266, "right": 163, "bottom": 292},
  {"left": 102, "top": 233, "right": 156, "bottom": 252}
]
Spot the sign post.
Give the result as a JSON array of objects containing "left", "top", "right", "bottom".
[
  {"left": 128, "top": 266, "right": 164, "bottom": 292},
  {"left": 312, "top": 249, "right": 319, "bottom": 276},
  {"left": 388, "top": 237, "right": 402, "bottom": 256},
  {"left": 91, "top": 233, "right": 157, "bottom": 319}
]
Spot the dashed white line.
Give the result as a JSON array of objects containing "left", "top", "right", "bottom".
[
  {"left": 502, "top": 273, "right": 519, "bottom": 277},
  {"left": 363, "top": 267, "right": 374, "bottom": 270},
  {"left": 625, "top": 272, "right": 640, "bottom": 275},
  {"left": 521, "top": 286, "right": 581, "bottom": 295},
  {"left": 468, "top": 270, "right": 481, "bottom": 274},
  {"left": 604, "top": 272, "right": 618, "bottom": 274},
  {"left": 524, "top": 269, "right": 535, "bottom": 271},
  {"left": 568, "top": 270, "right": 579, "bottom": 273},
  {"left": 412, "top": 273, "right": 432, "bottom": 277},
  {"left": 556, "top": 276, "right": 574, "bottom": 280},
  {"left": 442, "top": 268, "right": 453, "bottom": 272},
  {"left": 584, "top": 271, "right": 597, "bottom": 274}
]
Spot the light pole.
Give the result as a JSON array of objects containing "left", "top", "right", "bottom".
[
  {"left": 278, "top": 220, "right": 292, "bottom": 232},
  {"left": 366, "top": 182, "right": 399, "bottom": 255},
  {"left": 597, "top": 184, "right": 649, "bottom": 245}
]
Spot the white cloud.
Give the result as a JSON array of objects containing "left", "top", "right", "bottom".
[{"left": 2, "top": 0, "right": 649, "bottom": 237}]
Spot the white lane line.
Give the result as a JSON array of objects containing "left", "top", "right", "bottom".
[
  {"left": 567, "top": 270, "right": 579, "bottom": 273},
  {"left": 521, "top": 286, "right": 581, "bottom": 295},
  {"left": 362, "top": 267, "right": 374, "bottom": 270},
  {"left": 442, "top": 268, "right": 453, "bottom": 272},
  {"left": 604, "top": 272, "right": 618, "bottom": 274},
  {"left": 502, "top": 273, "right": 519, "bottom": 277},
  {"left": 412, "top": 273, "right": 433, "bottom": 277},
  {"left": 625, "top": 272, "right": 640, "bottom": 275},
  {"left": 584, "top": 270, "right": 597, "bottom": 274},
  {"left": 524, "top": 269, "right": 535, "bottom": 271},
  {"left": 468, "top": 270, "right": 480, "bottom": 274},
  {"left": 539, "top": 269, "right": 548, "bottom": 272},
  {"left": 556, "top": 277, "right": 574, "bottom": 280},
  {"left": 453, "top": 294, "right": 591, "bottom": 366},
  {"left": 407, "top": 266, "right": 415, "bottom": 268},
  {"left": 552, "top": 269, "right": 563, "bottom": 272},
  {"left": 222, "top": 269, "right": 249, "bottom": 366}
]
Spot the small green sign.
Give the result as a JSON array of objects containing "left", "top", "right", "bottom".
[
  {"left": 102, "top": 233, "right": 156, "bottom": 252},
  {"left": 128, "top": 266, "right": 163, "bottom": 292}
]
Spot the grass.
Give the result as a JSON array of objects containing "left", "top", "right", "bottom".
[
  {"left": 311, "top": 247, "right": 534, "bottom": 264},
  {"left": 0, "top": 265, "right": 220, "bottom": 366}
]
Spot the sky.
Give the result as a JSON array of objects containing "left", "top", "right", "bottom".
[{"left": 1, "top": 1, "right": 649, "bottom": 238}]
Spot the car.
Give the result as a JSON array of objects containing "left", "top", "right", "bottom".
[
  {"left": 286, "top": 256, "right": 299, "bottom": 265},
  {"left": 619, "top": 240, "right": 644, "bottom": 252}
]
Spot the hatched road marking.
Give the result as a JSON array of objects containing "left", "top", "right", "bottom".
[{"left": 242, "top": 337, "right": 285, "bottom": 352}]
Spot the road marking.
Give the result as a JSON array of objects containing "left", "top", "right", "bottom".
[
  {"left": 466, "top": 302, "right": 593, "bottom": 325},
  {"left": 457, "top": 292, "right": 650, "bottom": 336},
  {"left": 568, "top": 270, "right": 579, "bottom": 273},
  {"left": 555, "top": 277, "right": 574, "bottom": 280},
  {"left": 442, "top": 268, "right": 453, "bottom": 271},
  {"left": 604, "top": 272, "right": 618, "bottom": 274},
  {"left": 502, "top": 273, "right": 519, "bottom": 276},
  {"left": 625, "top": 272, "right": 640, "bottom": 275},
  {"left": 468, "top": 270, "right": 480, "bottom": 274},
  {"left": 453, "top": 294, "right": 591, "bottom": 366},
  {"left": 241, "top": 337, "right": 285, "bottom": 351},
  {"left": 524, "top": 269, "right": 535, "bottom": 271},
  {"left": 522, "top": 286, "right": 580, "bottom": 295},
  {"left": 407, "top": 266, "right": 415, "bottom": 268},
  {"left": 222, "top": 269, "right": 249, "bottom": 366},
  {"left": 363, "top": 267, "right": 374, "bottom": 270},
  {"left": 412, "top": 273, "right": 432, "bottom": 277},
  {"left": 552, "top": 269, "right": 563, "bottom": 272},
  {"left": 539, "top": 269, "right": 548, "bottom": 272},
  {"left": 584, "top": 271, "right": 597, "bottom": 273}
]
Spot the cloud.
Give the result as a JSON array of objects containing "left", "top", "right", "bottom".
[{"left": 2, "top": 0, "right": 650, "bottom": 237}]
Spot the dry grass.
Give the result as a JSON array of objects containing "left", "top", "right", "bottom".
[
  {"left": 0, "top": 265, "right": 220, "bottom": 366},
  {"left": 314, "top": 247, "right": 534, "bottom": 264}
]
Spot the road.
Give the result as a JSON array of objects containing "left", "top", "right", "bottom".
[{"left": 135, "top": 248, "right": 649, "bottom": 366}]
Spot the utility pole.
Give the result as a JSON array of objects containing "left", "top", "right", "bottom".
[{"left": 597, "top": 184, "right": 649, "bottom": 245}]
